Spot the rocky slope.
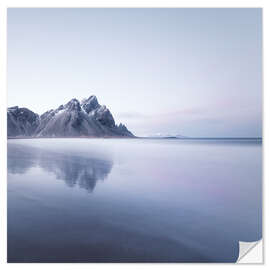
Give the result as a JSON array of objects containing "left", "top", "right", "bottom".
[
  {"left": 7, "top": 95, "right": 134, "bottom": 138},
  {"left": 7, "top": 106, "right": 40, "bottom": 137}
]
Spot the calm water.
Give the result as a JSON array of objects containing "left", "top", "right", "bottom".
[{"left": 7, "top": 138, "right": 262, "bottom": 262}]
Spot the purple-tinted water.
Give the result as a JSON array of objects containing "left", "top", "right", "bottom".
[{"left": 7, "top": 138, "right": 262, "bottom": 262}]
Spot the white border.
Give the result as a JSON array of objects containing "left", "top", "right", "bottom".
[{"left": 0, "top": 1, "right": 269, "bottom": 269}]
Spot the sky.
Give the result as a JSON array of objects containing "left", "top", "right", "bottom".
[{"left": 7, "top": 8, "right": 262, "bottom": 137}]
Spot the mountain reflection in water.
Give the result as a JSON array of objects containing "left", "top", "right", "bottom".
[
  {"left": 7, "top": 138, "right": 262, "bottom": 262},
  {"left": 8, "top": 143, "right": 113, "bottom": 192}
]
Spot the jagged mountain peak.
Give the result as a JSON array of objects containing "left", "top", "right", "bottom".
[
  {"left": 8, "top": 106, "right": 19, "bottom": 112},
  {"left": 7, "top": 95, "right": 135, "bottom": 138},
  {"left": 83, "top": 95, "right": 97, "bottom": 103},
  {"left": 64, "top": 98, "right": 81, "bottom": 111},
  {"left": 94, "top": 105, "right": 115, "bottom": 128},
  {"left": 57, "top": 104, "right": 64, "bottom": 111},
  {"left": 81, "top": 95, "right": 100, "bottom": 113},
  {"left": 7, "top": 106, "right": 40, "bottom": 137},
  {"left": 118, "top": 123, "right": 129, "bottom": 131}
]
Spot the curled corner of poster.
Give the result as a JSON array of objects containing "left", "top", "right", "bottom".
[{"left": 236, "top": 239, "right": 263, "bottom": 264}]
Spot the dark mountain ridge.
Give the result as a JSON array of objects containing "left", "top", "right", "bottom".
[{"left": 7, "top": 95, "right": 134, "bottom": 138}]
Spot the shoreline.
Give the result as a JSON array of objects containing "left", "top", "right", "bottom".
[
  {"left": 7, "top": 136, "right": 262, "bottom": 140},
  {"left": 7, "top": 136, "right": 137, "bottom": 140}
]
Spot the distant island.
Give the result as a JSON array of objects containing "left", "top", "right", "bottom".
[{"left": 7, "top": 95, "right": 134, "bottom": 138}]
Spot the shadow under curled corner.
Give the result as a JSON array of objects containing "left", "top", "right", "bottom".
[{"left": 237, "top": 240, "right": 263, "bottom": 263}]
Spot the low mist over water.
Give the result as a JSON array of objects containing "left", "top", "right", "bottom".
[{"left": 8, "top": 138, "right": 262, "bottom": 262}]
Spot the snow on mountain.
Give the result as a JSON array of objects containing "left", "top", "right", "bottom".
[{"left": 7, "top": 95, "right": 134, "bottom": 138}]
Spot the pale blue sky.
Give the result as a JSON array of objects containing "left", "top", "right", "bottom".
[{"left": 8, "top": 8, "right": 262, "bottom": 137}]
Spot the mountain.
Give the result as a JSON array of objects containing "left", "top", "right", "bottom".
[
  {"left": 7, "top": 106, "right": 40, "bottom": 137},
  {"left": 145, "top": 133, "right": 187, "bottom": 139},
  {"left": 7, "top": 95, "right": 134, "bottom": 138}
]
